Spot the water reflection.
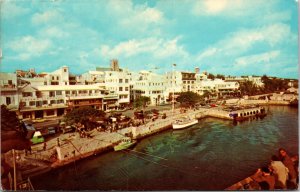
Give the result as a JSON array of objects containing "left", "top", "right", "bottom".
[{"left": 32, "top": 106, "right": 298, "bottom": 190}]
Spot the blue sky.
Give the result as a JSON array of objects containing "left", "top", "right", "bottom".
[{"left": 1, "top": 0, "right": 299, "bottom": 78}]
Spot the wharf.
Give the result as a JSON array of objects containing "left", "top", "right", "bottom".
[{"left": 12, "top": 105, "right": 265, "bottom": 180}]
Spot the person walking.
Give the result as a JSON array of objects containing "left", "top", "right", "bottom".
[
  {"left": 43, "top": 142, "right": 47, "bottom": 151},
  {"left": 270, "top": 155, "right": 289, "bottom": 189},
  {"left": 279, "top": 148, "right": 298, "bottom": 188}
]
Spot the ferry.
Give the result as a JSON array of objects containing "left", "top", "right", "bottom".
[{"left": 172, "top": 117, "right": 198, "bottom": 130}]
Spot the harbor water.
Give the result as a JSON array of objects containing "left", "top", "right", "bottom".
[{"left": 31, "top": 106, "right": 298, "bottom": 190}]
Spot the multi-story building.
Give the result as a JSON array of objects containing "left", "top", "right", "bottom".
[
  {"left": 165, "top": 68, "right": 197, "bottom": 101},
  {"left": 18, "top": 84, "right": 118, "bottom": 119},
  {"left": 225, "top": 75, "right": 263, "bottom": 87},
  {"left": 197, "top": 79, "right": 239, "bottom": 97},
  {"left": 0, "top": 73, "right": 19, "bottom": 108},
  {"left": 131, "top": 71, "right": 166, "bottom": 106},
  {"left": 79, "top": 60, "right": 131, "bottom": 109}
]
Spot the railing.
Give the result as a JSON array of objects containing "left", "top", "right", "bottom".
[
  {"left": 17, "top": 177, "right": 34, "bottom": 190},
  {"left": 21, "top": 95, "right": 65, "bottom": 101},
  {"left": 1, "top": 85, "right": 17, "bottom": 90}
]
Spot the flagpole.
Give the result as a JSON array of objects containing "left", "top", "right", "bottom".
[{"left": 172, "top": 64, "right": 176, "bottom": 115}]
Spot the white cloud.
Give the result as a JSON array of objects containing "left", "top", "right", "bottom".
[
  {"left": 106, "top": 0, "right": 165, "bottom": 35},
  {"left": 39, "top": 26, "right": 69, "bottom": 38},
  {"left": 199, "top": 23, "right": 291, "bottom": 58},
  {"left": 31, "top": 10, "right": 63, "bottom": 25},
  {"left": 196, "top": 48, "right": 218, "bottom": 61},
  {"left": 8, "top": 36, "right": 52, "bottom": 60},
  {"left": 234, "top": 50, "right": 280, "bottom": 67},
  {"left": 192, "top": 0, "right": 276, "bottom": 18},
  {"left": 100, "top": 37, "right": 188, "bottom": 59},
  {"left": 2, "top": 1, "right": 29, "bottom": 19}
]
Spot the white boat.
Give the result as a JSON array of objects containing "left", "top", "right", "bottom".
[
  {"left": 172, "top": 117, "right": 198, "bottom": 129},
  {"left": 114, "top": 137, "right": 137, "bottom": 151}
]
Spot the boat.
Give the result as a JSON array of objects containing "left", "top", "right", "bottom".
[
  {"left": 172, "top": 116, "right": 198, "bottom": 130},
  {"left": 114, "top": 137, "right": 137, "bottom": 151}
]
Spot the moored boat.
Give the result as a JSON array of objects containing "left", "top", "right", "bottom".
[
  {"left": 172, "top": 117, "right": 198, "bottom": 130},
  {"left": 114, "top": 137, "right": 137, "bottom": 151}
]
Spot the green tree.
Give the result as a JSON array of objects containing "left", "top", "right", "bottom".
[
  {"left": 239, "top": 80, "right": 259, "bottom": 95},
  {"left": 216, "top": 74, "right": 225, "bottom": 80},
  {"left": 177, "top": 91, "right": 202, "bottom": 108},
  {"left": 64, "top": 106, "right": 106, "bottom": 127},
  {"left": 1, "top": 105, "right": 31, "bottom": 153},
  {"left": 261, "top": 75, "right": 289, "bottom": 93},
  {"left": 1, "top": 105, "right": 20, "bottom": 131},
  {"left": 207, "top": 73, "right": 215, "bottom": 80},
  {"left": 133, "top": 96, "right": 150, "bottom": 109}
]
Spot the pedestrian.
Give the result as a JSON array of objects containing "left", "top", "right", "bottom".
[
  {"left": 252, "top": 166, "right": 276, "bottom": 190},
  {"left": 43, "top": 142, "right": 47, "bottom": 151},
  {"left": 279, "top": 148, "right": 298, "bottom": 188},
  {"left": 270, "top": 155, "right": 289, "bottom": 189},
  {"left": 57, "top": 138, "right": 60, "bottom": 147}
]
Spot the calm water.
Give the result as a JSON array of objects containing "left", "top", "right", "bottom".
[{"left": 32, "top": 106, "right": 298, "bottom": 190}]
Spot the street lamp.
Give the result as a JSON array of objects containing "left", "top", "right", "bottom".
[
  {"left": 172, "top": 64, "right": 176, "bottom": 115},
  {"left": 12, "top": 149, "right": 20, "bottom": 190}
]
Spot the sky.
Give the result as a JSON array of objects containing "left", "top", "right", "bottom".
[{"left": 1, "top": 0, "right": 299, "bottom": 78}]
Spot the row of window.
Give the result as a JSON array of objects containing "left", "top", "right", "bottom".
[
  {"left": 183, "top": 80, "right": 195, "bottom": 84},
  {"left": 239, "top": 110, "right": 260, "bottom": 117},
  {"left": 119, "top": 87, "right": 129, "bottom": 91}
]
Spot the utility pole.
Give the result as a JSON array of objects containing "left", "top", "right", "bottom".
[{"left": 172, "top": 64, "right": 176, "bottom": 115}]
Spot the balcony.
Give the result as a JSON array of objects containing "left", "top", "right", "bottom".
[
  {"left": 21, "top": 95, "right": 65, "bottom": 102},
  {"left": 20, "top": 103, "right": 67, "bottom": 111},
  {"left": 1, "top": 84, "right": 17, "bottom": 91},
  {"left": 67, "top": 93, "right": 104, "bottom": 100}
]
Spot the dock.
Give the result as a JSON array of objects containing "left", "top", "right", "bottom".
[{"left": 9, "top": 105, "right": 266, "bottom": 181}]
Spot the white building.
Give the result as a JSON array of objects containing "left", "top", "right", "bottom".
[
  {"left": 18, "top": 84, "right": 118, "bottom": 119},
  {"left": 225, "top": 75, "right": 263, "bottom": 87},
  {"left": 132, "top": 71, "right": 167, "bottom": 106},
  {"left": 79, "top": 60, "right": 131, "bottom": 108},
  {"left": 0, "top": 73, "right": 19, "bottom": 109},
  {"left": 197, "top": 79, "right": 239, "bottom": 97}
]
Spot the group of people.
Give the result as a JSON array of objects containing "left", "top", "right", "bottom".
[{"left": 251, "top": 148, "right": 298, "bottom": 190}]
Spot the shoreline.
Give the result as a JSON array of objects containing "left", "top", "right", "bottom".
[{"left": 15, "top": 100, "right": 297, "bottom": 186}]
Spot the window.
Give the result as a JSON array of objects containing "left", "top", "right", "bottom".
[
  {"left": 46, "top": 110, "right": 55, "bottom": 116},
  {"left": 57, "top": 76, "right": 59, "bottom": 80},
  {"left": 52, "top": 76, "right": 54, "bottom": 80},
  {"left": 119, "top": 87, "right": 123, "bottom": 91},
  {"left": 125, "top": 79, "right": 129, "bottom": 83},
  {"left": 49, "top": 91, "right": 55, "bottom": 97},
  {"left": 6, "top": 97, "right": 11, "bottom": 105},
  {"left": 43, "top": 100, "right": 48, "bottom": 105},
  {"left": 64, "top": 68, "right": 67, "bottom": 72},
  {"left": 50, "top": 100, "right": 56, "bottom": 104},
  {"left": 44, "top": 82, "right": 47, "bottom": 85},
  {"left": 119, "top": 79, "right": 123, "bottom": 83},
  {"left": 22, "top": 92, "right": 32, "bottom": 97},
  {"left": 125, "top": 87, "right": 129, "bottom": 91},
  {"left": 8, "top": 80, "right": 12, "bottom": 85},
  {"left": 29, "top": 101, "right": 35, "bottom": 106},
  {"left": 56, "top": 91, "right": 62, "bottom": 95}
]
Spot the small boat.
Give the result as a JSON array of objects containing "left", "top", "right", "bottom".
[
  {"left": 172, "top": 117, "right": 198, "bottom": 130},
  {"left": 114, "top": 137, "right": 137, "bottom": 151}
]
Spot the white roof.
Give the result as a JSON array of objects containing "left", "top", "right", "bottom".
[
  {"left": 34, "top": 85, "right": 106, "bottom": 91},
  {"left": 88, "top": 71, "right": 104, "bottom": 75}
]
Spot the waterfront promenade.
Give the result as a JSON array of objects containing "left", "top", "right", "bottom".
[{"left": 6, "top": 97, "right": 297, "bottom": 187}]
